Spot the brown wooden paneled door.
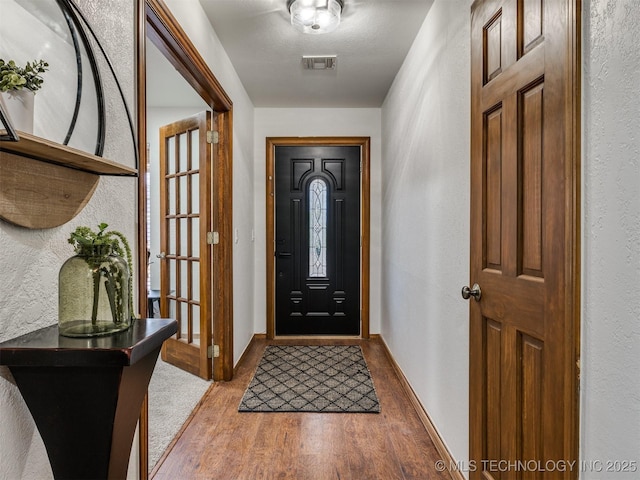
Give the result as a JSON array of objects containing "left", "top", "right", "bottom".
[
  {"left": 469, "top": 0, "right": 580, "bottom": 478},
  {"left": 159, "top": 111, "right": 213, "bottom": 380}
]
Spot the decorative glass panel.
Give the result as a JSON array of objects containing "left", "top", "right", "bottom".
[
  {"left": 192, "top": 304, "right": 200, "bottom": 335},
  {"left": 191, "top": 217, "right": 200, "bottom": 257},
  {"left": 179, "top": 133, "right": 188, "bottom": 172},
  {"left": 168, "top": 218, "right": 176, "bottom": 254},
  {"left": 309, "top": 178, "right": 328, "bottom": 277},
  {"left": 179, "top": 175, "right": 188, "bottom": 214},
  {"left": 192, "top": 261, "right": 200, "bottom": 303},
  {"left": 168, "top": 177, "right": 176, "bottom": 215},
  {"left": 168, "top": 261, "right": 176, "bottom": 294},
  {"left": 180, "top": 301, "right": 189, "bottom": 336},
  {"left": 179, "top": 260, "right": 187, "bottom": 298},
  {"left": 180, "top": 218, "right": 188, "bottom": 256},
  {"left": 190, "top": 130, "right": 199, "bottom": 171},
  {"left": 191, "top": 173, "right": 199, "bottom": 214},
  {"left": 167, "top": 136, "right": 176, "bottom": 174}
]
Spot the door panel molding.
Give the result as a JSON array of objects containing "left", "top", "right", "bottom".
[
  {"left": 469, "top": 0, "right": 580, "bottom": 477},
  {"left": 266, "top": 137, "right": 370, "bottom": 339}
]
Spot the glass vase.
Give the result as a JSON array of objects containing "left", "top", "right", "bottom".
[{"left": 59, "top": 245, "right": 131, "bottom": 337}]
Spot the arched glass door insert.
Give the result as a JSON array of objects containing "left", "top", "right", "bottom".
[{"left": 308, "top": 177, "right": 328, "bottom": 278}]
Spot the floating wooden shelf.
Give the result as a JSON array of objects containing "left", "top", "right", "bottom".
[
  {"left": 0, "top": 131, "right": 137, "bottom": 176},
  {"left": 0, "top": 131, "right": 138, "bottom": 229}
]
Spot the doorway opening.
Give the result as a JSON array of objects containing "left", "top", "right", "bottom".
[
  {"left": 266, "top": 137, "right": 371, "bottom": 339},
  {"left": 141, "top": 0, "right": 234, "bottom": 381},
  {"left": 137, "top": 0, "right": 234, "bottom": 476}
]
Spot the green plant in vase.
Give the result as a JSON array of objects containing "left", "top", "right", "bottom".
[
  {"left": 0, "top": 59, "right": 49, "bottom": 92},
  {"left": 0, "top": 58, "right": 48, "bottom": 134},
  {"left": 59, "top": 223, "right": 134, "bottom": 337}
]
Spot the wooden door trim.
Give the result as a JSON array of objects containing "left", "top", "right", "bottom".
[
  {"left": 138, "top": 0, "right": 234, "bottom": 477},
  {"left": 145, "top": 1, "right": 231, "bottom": 112},
  {"left": 135, "top": 3, "right": 148, "bottom": 477},
  {"left": 144, "top": 0, "right": 233, "bottom": 380},
  {"left": 567, "top": 0, "right": 582, "bottom": 464},
  {"left": 266, "top": 137, "right": 370, "bottom": 339}
]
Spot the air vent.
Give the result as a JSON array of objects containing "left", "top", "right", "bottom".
[{"left": 302, "top": 55, "right": 337, "bottom": 70}]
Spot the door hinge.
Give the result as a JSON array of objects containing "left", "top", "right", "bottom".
[
  {"left": 207, "top": 345, "right": 220, "bottom": 358},
  {"left": 206, "top": 130, "right": 219, "bottom": 144},
  {"left": 207, "top": 231, "right": 219, "bottom": 245}
]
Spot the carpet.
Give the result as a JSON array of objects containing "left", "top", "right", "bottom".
[
  {"left": 238, "top": 345, "right": 380, "bottom": 413},
  {"left": 147, "top": 359, "right": 211, "bottom": 468}
]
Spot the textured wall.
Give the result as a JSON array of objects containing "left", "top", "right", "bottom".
[
  {"left": 0, "top": 1, "right": 137, "bottom": 479},
  {"left": 380, "top": 0, "right": 471, "bottom": 470},
  {"left": 581, "top": 0, "right": 640, "bottom": 476}
]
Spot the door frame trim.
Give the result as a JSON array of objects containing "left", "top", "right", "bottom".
[
  {"left": 265, "top": 137, "right": 371, "bottom": 339},
  {"left": 137, "top": 0, "right": 234, "bottom": 477},
  {"left": 143, "top": 0, "right": 234, "bottom": 380}
]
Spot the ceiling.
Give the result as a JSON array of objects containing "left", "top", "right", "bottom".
[
  {"left": 146, "top": 38, "right": 207, "bottom": 108},
  {"left": 147, "top": 0, "right": 434, "bottom": 109},
  {"left": 199, "top": 0, "right": 434, "bottom": 108}
]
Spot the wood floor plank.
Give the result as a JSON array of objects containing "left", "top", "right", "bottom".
[{"left": 151, "top": 337, "right": 451, "bottom": 480}]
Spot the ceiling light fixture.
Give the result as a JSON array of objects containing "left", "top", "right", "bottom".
[{"left": 287, "top": 0, "right": 344, "bottom": 35}]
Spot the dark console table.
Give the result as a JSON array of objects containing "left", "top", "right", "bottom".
[{"left": 0, "top": 318, "right": 177, "bottom": 480}]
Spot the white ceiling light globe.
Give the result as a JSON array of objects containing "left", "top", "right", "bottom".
[{"left": 288, "top": 0, "right": 344, "bottom": 35}]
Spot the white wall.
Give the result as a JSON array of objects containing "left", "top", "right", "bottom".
[
  {"left": 380, "top": 0, "right": 640, "bottom": 477},
  {"left": 0, "top": 1, "right": 138, "bottom": 479},
  {"left": 163, "top": 0, "right": 256, "bottom": 365},
  {"left": 380, "top": 0, "right": 471, "bottom": 470},
  {"left": 581, "top": 1, "right": 640, "bottom": 477},
  {"left": 253, "top": 108, "right": 382, "bottom": 335}
]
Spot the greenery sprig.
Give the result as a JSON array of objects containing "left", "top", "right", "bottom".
[
  {"left": 0, "top": 59, "right": 49, "bottom": 93},
  {"left": 68, "top": 223, "right": 134, "bottom": 321}
]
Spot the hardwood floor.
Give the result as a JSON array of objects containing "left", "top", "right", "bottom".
[{"left": 151, "top": 336, "right": 451, "bottom": 480}]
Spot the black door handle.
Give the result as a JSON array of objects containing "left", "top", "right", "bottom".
[{"left": 276, "top": 252, "right": 292, "bottom": 258}]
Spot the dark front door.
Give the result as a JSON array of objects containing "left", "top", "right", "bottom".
[{"left": 275, "top": 145, "right": 361, "bottom": 335}]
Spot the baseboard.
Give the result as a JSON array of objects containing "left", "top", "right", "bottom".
[
  {"left": 376, "top": 335, "right": 465, "bottom": 480},
  {"left": 234, "top": 333, "right": 266, "bottom": 375}
]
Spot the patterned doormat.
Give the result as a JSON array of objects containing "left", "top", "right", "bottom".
[{"left": 238, "top": 345, "right": 380, "bottom": 413}]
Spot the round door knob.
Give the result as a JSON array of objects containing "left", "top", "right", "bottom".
[
  {"left": 156, "top": 252, "right": 166, "bottom": 259},
  {"left": 461, "top": 283, "right": 482, "bottom": 301}
]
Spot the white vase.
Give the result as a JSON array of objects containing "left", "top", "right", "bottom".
[{"left": 1, "top": 89, "right": 35, "bottom": 133}]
